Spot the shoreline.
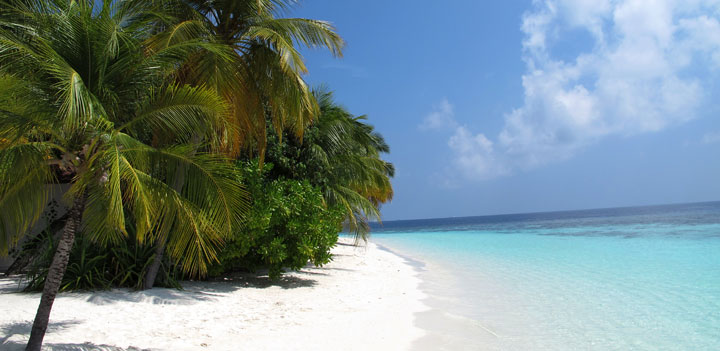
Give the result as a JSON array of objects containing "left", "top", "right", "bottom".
[
  {"left": 372, "top": 237, "right": 507, "bottom": 350},
  {"left": 0, "top": 238, "right": 427, "bottom": 350}
]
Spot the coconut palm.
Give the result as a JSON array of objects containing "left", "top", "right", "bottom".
[
  {"left": 139, "top": 0, "right": 345, "bottom": 288},
  {"left": 0, "top": 1, "right": 246, "bottom": 349},
  {"left": 310, "top": 89, "right": 394, "bottom": 239},
  {"left": 266, "top": 88, "right": 394, "bottom": 240},
  {"left": 159, "top": 0, "right": 345, "bottom": 161}
]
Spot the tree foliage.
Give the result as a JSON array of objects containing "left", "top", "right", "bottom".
[
  {"left": 211, "top": 160, "right": 343, "bottom": 280},
  {"left": 0, "top": 1, "right": 391, "bottom": 349},
  {"left": 0, "top": 0, "right": 246, "bottom": 276},
  {"left": 161, "top": 0, "right": 345, "bottom": 163},
  {"left": 265, "top": 88, "right": 394, "bottom": 239},
  {"left": 20, "top": 228, "right": 184, "bottom": 292}
]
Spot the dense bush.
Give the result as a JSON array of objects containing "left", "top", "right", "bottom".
[
  {"left": 21, "top": 230, "right": 181, "bottom": 292},
  {"left": 209, "top": 161, "right": 344, "bottom": 280},
  {"left": 262, "top": 89, "right": 394, "bottom": 239}
]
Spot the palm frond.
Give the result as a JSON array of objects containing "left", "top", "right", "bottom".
[
  {"left": 300, "top": 87, "right": 395, "bottom": 240},
  {"left": 119, "top": 84, "right": 229, "bottom": 143},
  {"left": 0, "top": 143, "right": 54, "bottom": 255}
]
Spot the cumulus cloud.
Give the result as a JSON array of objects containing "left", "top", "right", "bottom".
[
  {"left": 444, "top": 0, "right": 720, "bottom": 180},
  {"left": 448, "top": 127, "right": 509, "bottom": 179},
  {"left": 419, "top": 100, "right": 507, "bottom": 180},
  {"left": 420, "top": 98, "right": 457, "bottom": 130}
]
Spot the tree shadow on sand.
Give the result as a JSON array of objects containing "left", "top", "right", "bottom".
[
  {"left": 1, "top": 268, "right": 320, "bottom": 309},
  {"left": 215, "top": 260, "right": 358, "bottom": 285},
  {"left": 312, "top": 266, "right": 356, "bottom": 272},
  {"left": 0, "top": 275, "right": 29, "bottom": 293},
  {"left": 204, "top": 272, "right": 319, "bottom": 290},
  {"left": 1, "top": 340, "right": 151, "bottom": 351},
  {"left": 83, "top": 272, "right": 318, "bottom": 307},
  {"left": 0, "top": 269, "right": 325, "bottom": 349},
  {"left": 0, "top": 320, "right": 86, "bottom": 350}
]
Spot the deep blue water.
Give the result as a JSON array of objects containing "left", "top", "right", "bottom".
[{"left": 370, "top": 201, "right": 720, "bottom": 350}]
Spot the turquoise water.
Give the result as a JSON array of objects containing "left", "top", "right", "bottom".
[{"left": 372, "top": 202, "right": 720, "bottom": 350}]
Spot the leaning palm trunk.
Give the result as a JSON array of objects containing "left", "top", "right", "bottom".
[
  {"left": 143, "top": 237, "right": 167, "bottom": 290},
  {"left": 26, "top": 196, "right": 85, "bottom": 351},
  {"left": 0, "top": 2, "right": 242, "bottom": 349},
  {"left": 143, "top": 144, "right": 191, "bottom": 290}
]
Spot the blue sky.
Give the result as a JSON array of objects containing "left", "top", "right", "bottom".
[{"left": 294, "top": 0, "right": 720, "bottom": 220}]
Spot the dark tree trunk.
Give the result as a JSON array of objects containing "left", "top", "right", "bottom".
[
  {"left": 142, "top": 160, "right": 188, "bottom": 290},
  {"left": 143, "top": 133, "right": 200, "bottom": 290},
  {"left": 143, "top": 239, "right": 166, "bottom": 290},
  {"left": 26, "top": 196, "right": 85, "bottom": 351}
]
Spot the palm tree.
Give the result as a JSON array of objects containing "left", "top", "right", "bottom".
[
  {"left": 311, "top": 89, "right": 394, "bottom": 239},
  {"left": 139, "top": 0, "right": 345, "bottom": 288},
  {"left": 163, "top": 0, "right": 345, "bottom": 161},
  {"left": 0, "top": 1, "right": 246, "bottom": 349},
  {"left": 266, "top": 88, "right": 394, "bottom": 240}
]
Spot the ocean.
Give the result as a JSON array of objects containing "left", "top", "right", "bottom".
[{"left": 370, "top": 201, "right": 720, "bottom": 350}]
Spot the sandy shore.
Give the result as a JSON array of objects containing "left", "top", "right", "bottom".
[{"left": 0, "top": 238, "right": 426, "bottom": 351}]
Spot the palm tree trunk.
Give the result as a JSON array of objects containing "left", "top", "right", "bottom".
[
  {"left": 26, "top": 196, "right": 85, "bottom": 351},
  {"left": 143, "top": 160, "right": 189, "bottom": 290},
  {"left": 143, "top": 238, "right": 166, "bottom": 290}
]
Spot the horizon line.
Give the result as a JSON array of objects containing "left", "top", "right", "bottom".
[{"left": 376, "top": 199, "right": 720, "bottom": 224}]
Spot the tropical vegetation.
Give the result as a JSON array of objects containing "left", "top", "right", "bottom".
[
  {"left": 210, "top": 160, "right": 344, "bottom": 280},
  {"left": 263, "top": 88, "right": 394, "bottom": 239},
  {"left": 0, "top": 0, "right": 393, "bottom": 350}
]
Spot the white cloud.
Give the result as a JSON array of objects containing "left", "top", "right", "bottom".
[
  {"left": 445, "top": 0, "right": 720, "bottom": 180},
  {"left": 419, "top": 98, "right": 457, "bottom": 130},
  {"left": 419, "top": 100, "right": 507, "bottom": 181},
  {"left": 677, "top": 15, "right": 720, "bottom": 68},
  {"left": 448, "top": 127, "right": 509, "bottom": 179}
]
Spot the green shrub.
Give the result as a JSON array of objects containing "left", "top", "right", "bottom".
[
  {"left": 22, "top": 230, "right": 181, "bottom": 292},
  {"left": 210, "top": 161, "right": 344, "bottom": 280},
  {"left": 62, "top": 237, "right": 111, "bottom": 291}
]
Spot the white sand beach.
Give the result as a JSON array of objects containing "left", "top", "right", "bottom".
[{"left": 0, "top": 239, "right": 427, "bottom": 351}]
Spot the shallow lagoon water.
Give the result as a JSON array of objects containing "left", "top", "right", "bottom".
[{"left": 372, "top": 202, "right": 720, "bottom": 350}]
